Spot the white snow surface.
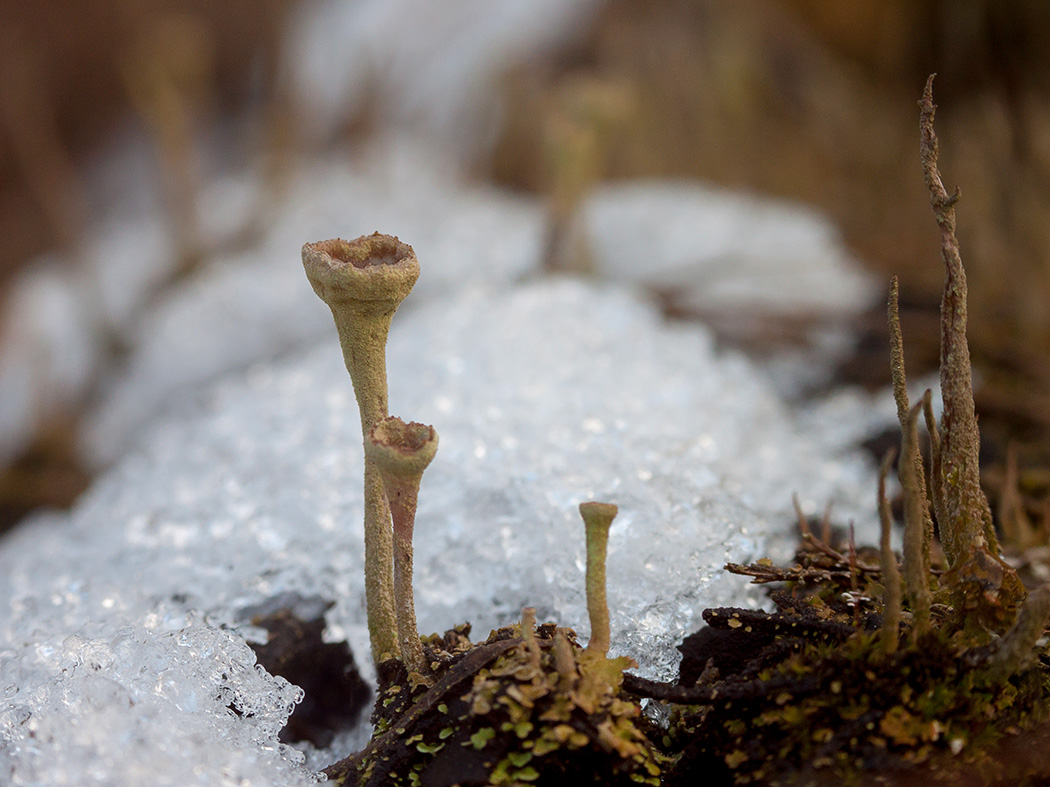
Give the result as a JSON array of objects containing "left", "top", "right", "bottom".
[
  {"left": 0, "top": 277, "right": 883, "bottom": 785},
  {"left": 585, "top": 180, "right": 877, "bottom": 317}
]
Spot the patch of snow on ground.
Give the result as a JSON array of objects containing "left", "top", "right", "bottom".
[
  {"left": 0, "top": 278, "right": 881, "bottom": 784},
  {"left": 585, "top": 180, "right": 877, "bottom": 317}
]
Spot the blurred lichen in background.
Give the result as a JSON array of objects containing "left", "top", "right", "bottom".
[
  {"left": 490, "top": 0, "right": 1050, "bottom": 491},
  {"left": 4, "top": 0, "right": 1050, "bottom": 556},
  {"left": 0, "top": 0, "right": 297, "bottom": 527}
]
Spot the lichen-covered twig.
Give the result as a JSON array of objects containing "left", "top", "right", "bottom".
[
  {"left": 920, "top": 77, "right": 1026, "bottom": 628},
  {"left": 303, "top": 234, "right": 419, "bottom": 664},
  {"left": 579, "top": 502, "right": 618, "bottom": 654},
  {"left": 365, "top": 417, "right": 438, "bottom": 676},
  {"left": 919, "top": 75, "right": 998, "bottom": 560},
  {"left": 878, "top": 448, "right": 902, "bottom": 654}
]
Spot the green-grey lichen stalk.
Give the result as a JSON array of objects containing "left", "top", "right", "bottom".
[
  {"left": 302, "top": 233, "right": 419, "bottom": 664},
  {"left": 579, "top": 501, "right": 617, "bottom": 654},
  {"left": 888, "top": 277, "right": 935, "bottom": 568},
  {"left": 366, "top": 416, "right": 438, "bottom": 676}
]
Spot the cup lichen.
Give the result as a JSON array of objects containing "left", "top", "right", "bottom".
[
  {"left": 365, "top": 416, "right": 438, "bottom": 678},
  {"left": 303, "top": 232, "right": 419, "bottom": 664},
  {"left": 304, "top": 77, "right": 1050, "bottom": 787},
  {"left": 305, "top": 237, "right": 662, "bottom": 785}
]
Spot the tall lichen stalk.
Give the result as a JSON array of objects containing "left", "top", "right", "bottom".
[
  {"left": 302, "top": 234, "right": 419, "bottom": 664},
  {"left": 919, "top": 76, "right": 1000, "bottom": 563},
  {"left": 909, "top": 75, "right": 1026, "bottom": 632}
]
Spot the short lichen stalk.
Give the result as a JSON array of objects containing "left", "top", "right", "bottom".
[
  {"left": 303, "top": 233, "right": 419, "bottom": 664},
  {"left": 365, "top": 416, "right": 438, "bottom": 677},
  {"left": 580, "top": 502, "right": 617, "bottom": 654}
]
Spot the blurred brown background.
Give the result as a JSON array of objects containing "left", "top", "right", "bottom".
[
  {"left": 4, "top": 0, "right": 1050, "bottom": 531},
  {"left": 0, "top": 0, "right": 295, "bottom": 285}
]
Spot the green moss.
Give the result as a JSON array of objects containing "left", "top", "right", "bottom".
[
  {"left": 470, "top": 727, "right": 496, "bottom": 750},
  {"left": 513, "top": 765, "right": 540, "bottom": 781}
]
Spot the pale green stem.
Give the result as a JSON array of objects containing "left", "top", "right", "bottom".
[
  {"left": 366, "top": 416, "right": 438, "bottom": 676},
  {"left": 888, "top": 277, "right": 935, "bottom": 567},
  {"left": 579, "top": 501, "right": 617, "bottom": 654},
  {"left": 387, "top": 483, "right": 427, "bottom": 675},
  {"left": 339, "top": 309, "right": 398, "bottom": 662}
]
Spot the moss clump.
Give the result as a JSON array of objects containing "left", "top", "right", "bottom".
[
  {"left": 324, "top": 619, "right": 662, "bottom": 786},
  {"left": 665, "top": 536, "right": 1050, "bottom": 785},
  {"left": 654, "top": 76, "right": 1050, "bottom": 785}
]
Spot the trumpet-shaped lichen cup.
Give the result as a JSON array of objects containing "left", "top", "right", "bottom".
[{"left": 365, "top": 416, "right": 438, "bottom": 676}]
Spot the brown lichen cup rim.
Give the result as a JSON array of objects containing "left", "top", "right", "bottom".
[
  {"left": 366, "top": 416, "right": 438, "bottom": 477},
  {"left": 304, "top": 233, "right": 415, "bottom": 270}
]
